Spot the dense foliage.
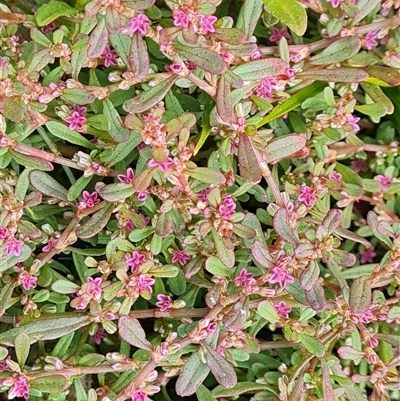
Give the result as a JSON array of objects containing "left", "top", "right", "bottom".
[{"left": 0, "top": 0, "right": 399, "bottom": 400}]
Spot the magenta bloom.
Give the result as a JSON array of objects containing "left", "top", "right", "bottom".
[
  {"left": 198, "top": 14, "right": 217, "bottom": 34},
  {"left": 102, "top": 45, "right": 118, "bottom": 67},
  {"left": 118, "top": 168, "right": 135, "bottom": 184},
  {"left": 255, "top": 77, "right": 277, "bottom": 101},
  {"left": 375, "top": 175, "right": 392, "bottom": 191},
  {"left": 79, "top": 191, "right": 100, "bottom": 209},
  {"left": 87, "top": 277, "right": 102, "bottom": 298},
  {"left": 351, "top": 160, "right": 367, "bottom": 173},
  {"left": 173, "top": 10, "right": 190, "bottom": 28},
  {"left": 92, "top": 327, "right": 106, "bottom": 345},
  {"left": 365, "top": 32, "right": 378, "bottom": 50},
  {"left": 66, "top": 111, "right": 86, "bottom": 130},
  {"left": 42, "top": 238, "right": 58, "bottom": 253},
  {"left": 360, "top": 248, "right": 376, "bottom": 264},
  {"left": 148, "top": 149, "right": 174, "bottom": 172},
  {"left": 20, "top": 273, "right": 37, "bottom": 291},
  {"left": 269, "top": 27, "right": 288, "bottom": 43},
  {"left": 138, "top": 274, "right": 155, "bottom": 294},
  {"left": 357, "top": 309, "right": 373, "bottom": 324},
  {"left": 156, "top": 294, "right": 172, "bottom": 312},
  {"left": 0, "top": 225, "right": 9, "bottom": 239},
  {"left": 131, "top": 390, "right": 147, "bottom": 401},
  {"left": 269, "top": 267, "right": 294, "bottom": 289},
  {"left": 345, "top": 115, "right": 360, "bottom": 132},
  {"left": 297, "top": 186, "right": 317, "bottom": 207},
  {"left": 328, "top": 171, "right": 342, "bottom": 182},
  {"left": 326, "top": 0, "right": 345, "bottom": 7},
  {"left": 274, "top": 301, "right": 292, "bottom": 318},
  {"left": 234, "top": 268, "right": 256, "bottom": 287},
  {"left": 171, "top": 250, "right": 191, "bottom": 266},
  {"left": 124, "top": 14, "right": 151, "bottom": 35},
  {"left": 126, "top": 251, "right": 146, "bottom": 272},
  {"left": 9, "top": 376, "right": 29, "bottom": 399},
  {"left": 41, "top": 22, "right": 56, "bottom": 33},
  {"left": 5, "top": 238, "right": 24, "bottom": 257}
]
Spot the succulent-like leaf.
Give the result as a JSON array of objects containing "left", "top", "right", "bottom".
[{"left": 118, "top": 316, "right": 152, "bottom": 350}]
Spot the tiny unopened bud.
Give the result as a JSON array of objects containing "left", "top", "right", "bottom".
[{"left": 171, "top": 300, "right": 186, "bottom": 309}]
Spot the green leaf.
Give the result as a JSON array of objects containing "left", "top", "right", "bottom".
[
  {"left": 15, "top": 333, "right": 30, "bottom": 367},
  {"left": 262, "top": 0, "right": 307, "bottom": 36},
  {"left": 103, "top": 99, "right": 129, "bottom": 143},
  {"left": 62, "top": 88, "right": 95, "bottom": 105},
  {"left": 118, "top": 316, "right": 152, "bottom": 350},
  {"left": 349, "top": 276, "right": 371, "bottom": 314},
  {"left": 264, "top": 134, "right": 306, "bottom": 164},
  {"left": 109, "top": 33, "right": 131, "bottom": 66},
  {"left": 354, "top": 103, "right": 388, "bottom": 118},
  {"left": 76, "top": 203, "right": 114, "bottom": 239},
  {"left": 194, "top": 95, "right": 214, "bottom": 155},
  {"left": 68, "top": 176, "right": 93, "bottom": 202},
  {"left": 257, "top": 301, "right": 280, "bottom": 323},
  {"left": 298, "top": 333, "right": 325, "bottom": 357},
  {"left": 0, "top": 245, "right": 32, "bottom": 273},
  {"left": 29, "top": 170, "right": 68, "bottom": 201},
  {"left": 30, "top": 375, "right": 68, "bottom": 393},
  {"left": 205, "top": 257, "right": 231, "bottom": 278},
  {"left": 88, "top": 18, "right": 108, "bottom": 59},
  {"left": 46, "top": 121, "right": 95, "bottom": 149},
  {"left": 216, "top": 74, "right": 234, "bottom": 124},
  {"left": 176, "top": 352, "right": 210, "bottom": 396},
  {"left": 187, "top": 167, "right": 226, "bottom": 185},
  {"left": 365, "top": 65, "right": 400, "bottom": 87},
  {"left": 212, "top": 229, "right": 235, "bottom": 268},
  {"left": 0, "top": 313, "right": 91, "bottom": 346},
  {"left": 236, "top": 0, "right": 263, "bottom": 40},
  {"left": 360, "top": 82, "right": 394, "bottom": 115},
  {"left": 296, "top": 68, "right": 368, "bottom": 83},
  {"left": 129, "top": 32, "right": 149, "bottom": 79},
  {"left": 233, "top": 59, "right": 286, "bottom": 81},
  {"left": 256, "top": 82, "right": 326, "bottom": 127},
  {"left": 196, "top": 385, "right": 214, "bottom": 401},
  {"left": 213, "top": 28, "right": 246, "bottom": 45},
  {"left": 212, "top": 382, "right": 275, "bottom": 398},
  {"left": 36, "top": 1, "right": 78, "bottom": 26},
  {"left": 123, "top": 76, "right": 177, "bottom": 114},
  {"left": 52, "top": 280, "right": 81, "bottom": 294},
  {"left": 10, "top": 150, "right": 53, "bottom": 171},
  {"left": 202, "top": 342, "right": 237, "bottom": 389},
  {"left": 0, "top": 346, "right": 8, "bottom": 360},
  {"left": 174, "top": 43, "right": 225, "bottom": 75},
  {"left": 310, "top": 37, "right": 361, "bottom": 65},
  {"left": 238, "top": 132, "right": 261, "bottom": 183},
  {"left": 98, "top": 183, "right": 135, "bottom": 202},
  {"left": 0, "top": 281, "right": 16, "bottom": 317}
]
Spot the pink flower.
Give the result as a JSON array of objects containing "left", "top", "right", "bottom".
[
  {"left": 274, "top": 300, "right": 292, "bottom": 318},
  {"left": 198, "top": 14, "right": 217, "bottom": 34},
  {"left": 10, "top": 376, "right": 29, "bottom": 399},
  {"left": 351, "top": 160, "right": 367, "bottom": 173},
  {"left": 255, "top": 77, "right": 277, "bottom": 101},
  {"left": 72, "top": 105, "right": 87, "bottom": 115},
  {"left": 131, "top": 390, "right": 147, "bottom": 401},
  {"left": 138, "top": 274, "right": 155, "bottom": 294},
  {"left": 79, "top": 191, "right": 100, "bottom": 209},
  {"left": 173, "top": 10, "right": 190, "bottom": 28},
  {"left": 0, "top": 225, "right": 9, "bottom": 239},
  {"left": 148, "top": 149, "right": 174, "bottom": 172},
  {"left": 269, "top": 266, "right": 294, "bottom": 289},
  {"left": 42, "top": 238, "right": 58, "bottom": 252},
  {"left": 137, "top": 192, "right": 147, "bottom": 201},
  {"left": 171, "top": 250, "right": 191, "bottom": 266},
  {"left": 326, "top": 0, "right": 345, "bottom": 8},
  {"left": 234, "top": 268, "right": 256, "bottom": 287},
  {"left": 297, "top": 186, "right": 317, "bottom": 207},
  {"left": 365, "top": 32, "right": 378, "bottom": 50},
  {"left": 328, "top": 171, "right": 342, "bottom": 181},
  {"left": 102, "top": 45, "right": 118, "bottom": 67},
  {"left": 375, "top": 175, "right": 392, "bottom": 191},
  {"left": 126, "top": 251, "right": 146, "bottom": 272},
  {"left": 66, "top": 111, "right": 86, "bottom": 130},
  {"left": 5, "top": 238, "right": 24, "bottom": 257},
  {"left": 92, "top": 327, "right": 106, "bottom": 345},
  {"left": 358, "top": 309, "right": 373, "bottom": 324},
  {"left": 156, "top": 294, "right": 172, "bottom": 312},
  {"left": 87, "top": 277, "right": 102, "bottom": 298},
  {"left": 20, "top": 272, "right": 37, "bottom": 291},
  {"left": 269, "top": 28, "right": 288, "bottom": 43},
  {"left": 186, "top": 61, "right": 198, "bottom": 70},
  {"left": 124, "top": 14, "right": 151, "bottom": 35},
  {"left": 360, "top": 248, "right": 376, "bottom": 264},
  {"left": 41, "top": 22, "right": 55, "bottom": 33},
  {"left": 345, "top": 115, "right": 360, "bottom": 132},
  {"left": 118, "top": 168, "right": 135, "bottom": 184}
]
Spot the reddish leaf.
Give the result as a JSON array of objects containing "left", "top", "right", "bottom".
[
  {"left": 305, "top": 282, "right": 327, "bottom": 312},
  {"left": 251, "top": 240, "right": 274, "bottom": 270},
  {"left": 129, "top": 32, "right": 150, "bottom": 79},
  {"left": 264, "top": 134, "right": 307, "bottom": 164},
  {"left": 76, "top": 203, "right": 114, "bottom": 239},
  {"left": 238, "top": 132, "right": 261, "bottom": 183},
  {"left": 273, "top": 209, "right": 299, "bottom": 245},
  {"left": 349, "top": 276, "right": 371, "bottom": 314},
  {"left": 216, "top": 74, "right": 234, "bottom": 124},
  {"left": 105, "top": 6, "right": 121, "bottom": 35},
  {"left": 213, "top": 28, "right": 246, "bottom": 45},
  {"left": 296, "top": 68, "right": 368, "bottom": 83},
  {"left": 88, "top": 18, "right": 108, "bottom": 59},
  {"left": 118, "top": 316, "right": 152, "bottom": 350}
]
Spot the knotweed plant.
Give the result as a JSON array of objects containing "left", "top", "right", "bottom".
[{"left": 0, "top": 0, "right": 399, "bottom": 400}]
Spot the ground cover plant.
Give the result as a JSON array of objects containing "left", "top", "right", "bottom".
[{"left": 0, "top": 0, "right": 400, "bottom": 399}]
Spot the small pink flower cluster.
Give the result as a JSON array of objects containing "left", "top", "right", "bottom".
[
  {"left": 173, "top": 10, "right": 217, "bottom": 34},
  {"left": 171, "top": 250, "right": 191, "bottom": 266},
  {"left": 126, "top": 251, "right": 146, "bottom": 273},
  {"left": 65, "top": 105, "right": 87, "bottom": 131},
  {"left": 218, "top": 195, "right": 236, "bottom": 220},
  {"left": 156, "top": 294, "right": 172, "bottom": 312},
  {"left": 71, "top": 276, "right": 103, "bottom": 310},
  {"left": 123, "top": 14, "right": 151, "bottom": 35},
  {"left": 255, "top": 77, "right": 278, "bottom": 101},
  {"left": 79, "top": 191, "right": 100, "bottom": 210}
]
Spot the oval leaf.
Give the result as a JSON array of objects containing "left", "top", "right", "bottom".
[
  {"left": 46, "top": 121, "right": 95, "bottom": 149},
  {"left": 76, "top": 203, "right": 114, "bottom": 239},
  {"left": 30, "top": 170, "right": 68, "bottom": 201},
  {"left": 36, "top": 1, "right": 78, "bottom": 26},
  {"left": 129, "top": 32, "right": 150, "bottom": 79},
  {"left": 310, "top": 37, "right": 361, "bottom": 65},
  {"left": 118, "top": 316, "right": 152, "bottom": 350},
  {"left": 264, "top": 134, "right": 306, "bottom": 164},
  {"left": 298, "top": 333, "right": 325, "bottom": 357}
]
